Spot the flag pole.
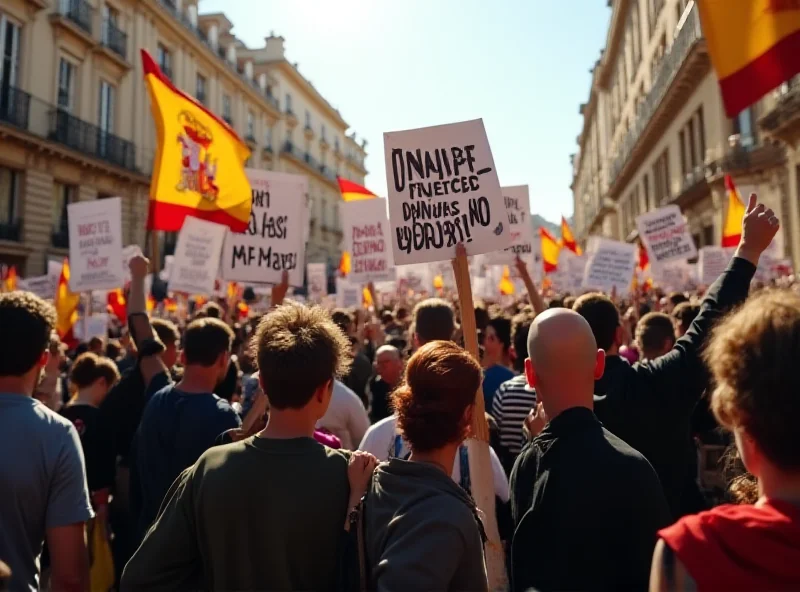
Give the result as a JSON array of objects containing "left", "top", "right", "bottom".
[{"left": 452, "top": 244, "right": 507, "bottom": 591}]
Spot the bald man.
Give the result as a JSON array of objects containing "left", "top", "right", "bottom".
[
  {"left": 509, "top": 309, "right": 670, "bottom": 592},
  {"left": 366, "top": 345, "right": 404, "bottom": 423}
]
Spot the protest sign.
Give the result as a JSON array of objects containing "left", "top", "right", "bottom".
[
  {"left": 582, "top": 238, "right": 637, "bottom": 294},
  {"left": 396, "top": 264, "right": 433, "bottom": 295},
  {"left": 67, "top": 197, "right": 124, "bottom": 292},
  {"left": 160, "top": 255, "right": 174, "bottom": 282},
  {"left": 697, "top": 246, "right": 732, "bottom": 286},
  {"left": 307, "top": 263, "right": 327, "bottom": 301},
  {"left": 636, "top": 205, "right": 697, "bottom": 265},
  {"left": 222, "top": 169, "right": 307, "bottom": 287},
  {"left": 336, "top": 277, "right": 361, "bottom": 308},
  {"left": 651, "top": 259, "right": 697, "bottom": 291},
  {"left": 19, "top": 275, "right": 55, "bottom": 300},
  {"left": 169, "top": 216, "right": 228, "bottom": 295},
  {"left": 384, "top": 119, "right": 510, "bottom": 265},
  {"left": 552, "top": 249, "right": 586, "bottom": 294},
  {"left": 342, "top": 198, "right": 393, "bottom": 282},
  {"left": 486, "top": 185, "right": 534, "bottom": 265},
  {"left": 74, "top": 313, "right": 109, "bottom": 341}
]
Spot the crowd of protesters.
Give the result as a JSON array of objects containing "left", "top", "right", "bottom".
[{"left": 0, "top": 193, "right": 799, "bottom": 591}]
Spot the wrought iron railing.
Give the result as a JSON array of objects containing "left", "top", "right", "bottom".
[
  {"left": 49, "top": 108, "right": 137, "bottom": 170},
  {"left": 57, "top": 0, "right": 93, "bottom": 35},
  {"left": 0, "top": 219, "right": 21, "bottom": 242},
  {"left": 101, "top": 18, "right": 127, "bottom": 60}
]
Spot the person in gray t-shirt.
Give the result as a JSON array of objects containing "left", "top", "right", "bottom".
[{"left": 0, "top": 292, "right": 93, "bottom": 592}]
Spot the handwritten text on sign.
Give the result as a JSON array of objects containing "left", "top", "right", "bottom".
[
  {"left": 582, "top": 238, "right": 637, "bottom": 294},
  {"left": 168, "top": 216, "right": 227, "bottom": 295},
  {"left": 343, "top": 198, "right": 393, "bottom": 282},
  {"left": 384, "top": 119, "right": 510, "bottom": 265},
  {"left": 487, "top": 185, "right": 534, "bottom": 265},
  {"left": 67, "top": 197, "right": 124, "bottom": 292},
  {"left": 636, "top": 205, "right": 697, "bottom": 264},
  {"left": 222, "top": 169, "right": 306, "bottom": 287}
]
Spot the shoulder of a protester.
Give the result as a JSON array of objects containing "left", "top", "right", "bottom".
[
  {"left": 497, "top": 374, "right": 532, "bottom": 395},
  {"left": 362, "top": 415, "right": 397, "bottom": 441},
  {"left": 602, "top": 427, "right": 662, "bottom": 472},
  {"left": 27, "top": 397, "right": 79, "bottom": 436}
]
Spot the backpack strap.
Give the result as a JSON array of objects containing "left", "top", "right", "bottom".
[{"left": 458, "top": 444, "right": 472, "bottom": 494}]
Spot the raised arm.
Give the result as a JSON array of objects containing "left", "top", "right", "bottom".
[{"left": 127, "top": 255, "right": 168, "bottom": 386}]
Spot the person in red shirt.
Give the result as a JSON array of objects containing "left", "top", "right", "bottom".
[{"left": 650, "top": 198, "right": 800, "bottom": 592}]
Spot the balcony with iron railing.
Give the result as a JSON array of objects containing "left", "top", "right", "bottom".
[
  {"left": 100, "top": 18, "right": 128, "bottom": 61},
  {"left": 54, "top": 0, "right": 94, "bottom": 36},
  {"left": 760, "top": 76, "right": 800, "bottom": 142},
  {"left": 0, "top": 219, "right": 22, "bottom": 242},
  {"left": 608, "top": 2, "right": 708, "bottom": 196},
  {"left": 0, "top": 87, "right": 31, "bottom": 130},
  {"left": 51, "top": 225, "right": 69, "bottom": 249}
]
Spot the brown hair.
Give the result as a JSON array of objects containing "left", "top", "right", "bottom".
[
  {"left": 252, "top": 304, "right": 352, "bottom": 409},
  {"left": 152, "top": 318, "right": 180, "bottom": 346},
  {"left": 0, "top": 292, "right": 56, "bottom": 376},
  {"left": 671, "top": 302, "right": 700, "bottom": 332},
  {"left": 183, "top": 318, "right": 234, "bottom": 366},
  {"left": 412, "top": 299, "right": 455, "bottom": 344},
  {"left": 69, "top": 352, "right": 120, "bottom": 389},
  {"left": 705, "top": 290, "right": 800, "bottom": 471},
  {"left": 573, "top": 293, "right": 619, "bottom": 351},
  {"left": 635, "top": 312, "right": 675, "bottom": 358},
  {"left": 392, "top": 341, "right": 481, "bottom": 453}
]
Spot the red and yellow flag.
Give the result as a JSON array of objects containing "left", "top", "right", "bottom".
[
  {"left": 540, "top": 227, "right": 561, "bottom": 273},
  {"left": 2, "top": 265, "right": 17, "bottom": 292},
  {"left": 55, "top": 260, "right": 79, "bottom": 347},
  {"left": 142, "top": 50, "right": 252, "bottom": 233},
  {"left": 433, "top": 274, "right": 444, "bottom": 291},
  {"left": 722, "top": 175, "right": 746, "bottom": 248},
  {"left": 637, "top": 239, "right": 650, "bottom": 272},
  {"left": 107, "top": 289, "right": 127, "bottom": 323},
  {"left": 698, "top": 0, "right": 800, "bottom": 116},
  {"left": 560, "top": 217, "right": 582, "bottom": 255},
  {"left": 337, "top": 178, "right": 378, "bottom": 202},
  {"left": 338, "top": 251, "right": 351, "bottom": 276},
  {"left": 499, "top": 266, "right": 515, "bottom": 296}
]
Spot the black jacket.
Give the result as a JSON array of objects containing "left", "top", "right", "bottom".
[
  {"left": 510, "top": 407, "right": 670, "bottom": 592},
  {"left": 593, "top": 256, "right": 755, "bottom": 516}
]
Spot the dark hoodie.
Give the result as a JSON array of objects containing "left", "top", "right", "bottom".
[
  {"left": 660, "top": 499, "right": 800, "bottom": 591},
  {"left": 365, "top": 459, "right": 488, "bottom": 592},
  {"left": 130, "top": 376, "right": 240, "bottom": 542}
]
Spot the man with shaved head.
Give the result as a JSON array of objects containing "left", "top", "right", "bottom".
[
  {"left": 509, "top": 309, "right": 670, "bottom": 592},
  {"left": 366, "top": 345, "right": 404, "bottom": 423}
]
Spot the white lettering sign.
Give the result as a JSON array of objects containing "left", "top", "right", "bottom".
[
  {"left": 582, "top": 238, "right": 637, "bottom": 294},
  {"left": 169, "top": 216, "right": 228, "bottom": 295},
  {"left": 307, "top": 263, "right": 327, "bottom": 301},
  {"left": 67, "top": 197, "right": 124, "bottom": 292},
  {"left": 636, "top": 205, "right": 697, "bottom": 265},
  {"left": 343, "top": 198, "right": 393, "bottom": 282}
]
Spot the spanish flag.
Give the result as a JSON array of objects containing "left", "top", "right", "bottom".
[
  {"left": 560, "top": 217, "right": 582, "bottom": 255},
  {"left": 2, "top": 265, "right": 17, "bottom": 292},
  {"left": 698, "top": 0, "right": 800, "bottom": 117},
  {"left": 722, "top": 175, "right": 746, "bottom": 248},
  {"left": 499, "top": 266, "right": 515, "bottom": 296},
  {"left": 107, "top": 289, "right": 127, "bottom": 323},
  {"left": 55, "top": 260, "right": 79, "bottom": 347},
  {"left": 338, "top": 251, "right": 351, "bottom": 276},
  {"left": 142, "top": 50, "right": 252, "bottom": 233},
  {"left": 540, "top": 227, "right": 561, "bottom": 273},
  {"left": 433, "top": 274, "right": 444, "bottom": 291},
  {"left": 637, "top": 239, "right": 650, "bottom": 272},
  {"left": 338, "top": 178, "right": 377, "bottom": 202}
]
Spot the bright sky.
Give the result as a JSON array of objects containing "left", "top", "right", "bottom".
[{"left": 200, "top": 0, "right": 611, "bottom": 224}]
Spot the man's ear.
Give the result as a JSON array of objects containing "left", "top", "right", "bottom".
[
  {"left": 594, "top": 349, "right": 606, "bottom": 380},
  {"left": 316, "top": 379, "right": 333, "bottom": 403},
  {"left": 524, "top": 357, "right": 537, "bottom": 389}
]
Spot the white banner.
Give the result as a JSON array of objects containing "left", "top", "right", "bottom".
[
  {"left": 582, "top": 238, "right": 637, "bottom": 294},
  {"left": 651, "top": 259, "right": 697, "bottom": 291},
  {"left": 636, "top": 205, "right": 697, "bottom": 265},
  {"left": 222, "top": 169, "right": 307, "bottom": 287},
  {"left": 74, "top": 313, "right": 109, "bottom": 342},
  {"left": 396, "top": 263, "right": 433, "bottom": 295},
  {"left": 697, "top": 246, "right": 733, "bottom": 286},
  {"left": 169, "top": 216, "right": 228, "bottom": 295},
  {"left": 384, "top": 119, "right": 510, "bottom": 265},
  {"left": 552, "top": 249, "right": 587, "bottom": 294},
  {"left": 19, "top": 275, "right": 56, "bottom": 300},
  {"left": 307, "top": 263, "right": 327, "bottom": 301},
  {"left": 336, "top": 277, "right": 361, "bottom": 309},
  {"left": 342, "top": 198, "right": 393, "bottom": 282},
  {"left": 67, "top": 197, "right": 124, "bottom": 292}
]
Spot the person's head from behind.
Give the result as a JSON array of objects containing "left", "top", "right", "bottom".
[
  {"left": 375, "top": 345, "right": 404, "bottom": 387},
  {"left": 526, "top": 309, "right": 605, "bottom": 419},
  {"left": 412, "top": 298, "right": 455, "bottom": 347},
  {"left": 182, "top": 318, "right": 234, "bottom": 387},
  {"left": 511, "top": 312, "right": 535, "bottom": 373},
  {"left": 0, "top": 292, "right": 56, "bottom": 393},
  {"left": 474, "top": 306, "right": 490, "bottom": 332},
  {"left": 88, "top": 336, "right": 104, "bottom": 355},
  {"left": 573, "top": 293, "right": 624, "bottom": 354},
  {"left": 705, "top": 290, "right": 800, "bottom": 493},
  {"left": 69, "top": 352, "right": 120, "bottom": 405},
  {"left": 200, "top": 301, "right": 222, "bottom": 319},
  {"left": 483, "top": 316, "right": 512, "bottom": 364},
  {"left": 635, "top": 312, "right": 676, "bottom": 361},
  {"left": 664, "top": 291, "right": 689, "bottom": 315},
  {"left": 152, "top": 318, "right": 180, "bottom": 369},
  {"left": 331, "top": 309, "right": 355, "bottom": 338},
  {"left": 392, "top": 341, "right": 481, "bottom": 454},
  {"left": 253, "top": 304, "right": 351, "bottom": 420},
  {"left": 563, "top": 296, "right": 577, "bottom": 310},
  {"left": 105, "top": 339, "right": 122, "bottom": 361},
  {"left": 671, "top": 301, "right": 700, "bottom": 337}
]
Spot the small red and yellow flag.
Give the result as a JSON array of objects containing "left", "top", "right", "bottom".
[
  {"left": 337, "top": 178, "right": 378, "bottom": 202},
  {"left": 560, "top": 217, "right": 582, "bottom": 255},
  {"left": 499, "top": 266, "right": 515, "bottom": 296},
  {"left": 107, "top": 289, "right": 127, "bottom": 323},
  {"left": 698, "top": 0, "right": 800, "bottom": 116},
  {"left": 55, "top": 260, "right": 79, "bottom": 347},
  {"left": 2, "top": 265, "right": 17, "bottom": 292},
  {"left": 540, "top": 227, "right": 561, "bottom": 274},
  {"left": 722, "top": 175, "right": 746, "bottom": 248},
  {"left": 637, "top": 239, "right": 650, "bottom": 272},
  {"left": 338, "top": 251, "right": 352, "bottom": 277},
  {"left": 142, "top": 50, "right": 252, "bottom": 232}
]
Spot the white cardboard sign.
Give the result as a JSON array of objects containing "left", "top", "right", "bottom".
[
  {"left": 697, "top": 246, "right": 733, "bottom": 286},
  {"left": 636, "top": 205, "right": 697, "bottom": 265},
  {"left": 582, "top": 238, "right": 637, "bottom": 294},
  {"left": 222, "top": 169, "right": 306, "bottom": 287},
  {"left": 486, "top": 185, "right": 534, "bottom": 265},
  {"left": 67, "top": 197, "right": 124, "bottom": 292},
  {"left": 19, "top": 275, "right": 56, "bottom": 300},
  {"left": 74, "top": 313, "right": 109, "bottom": 341},
  {"left": 168, "top": 216, "right": 228, "bottom": 295},
  {"left": 307, "top": 263, "right": 327, "bottom": 301},
  {"left": 336, "top": 277, "right": 361, "bottom": 309},
  {"left": 383, "top": 119, "right": 510, "bottom": 265},
  {"left": 651, "top": 259, "right": 697, "bottom": 291},
  {"left": 342, "top": 198, "right": 393, "bottom": 282}
]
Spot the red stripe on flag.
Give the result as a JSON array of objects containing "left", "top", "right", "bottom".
[{"left": 147, "top": 200, "right": 248, "bottom": 233}]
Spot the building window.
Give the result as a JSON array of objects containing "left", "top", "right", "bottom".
[
  {"left": 321, "top": 124, "right": 326, "bottom": 141},
  {"left": 98, "top": 80, "right": 114, "bottom": 133},
  {"left": 321, "top": 200, "right": 328, "bottom": 227},
  {"left": 52, "top": 182, "right": 77, "bottom": 235},
  {"left": 101, "top": 3, "right": 119, "bottom": 46},
  {"left": 247, "top": 110, "right": 255, "bottom": 139},
  {"left": 643, "top": 173, "right": 651, "bottom": 210},
  {"left": 222, "top": 94, "right": 232, "bottom": 124},
  {"left": 687, "top": 117, "right": 697, "bottom": 170},
  {"left": 0, "top": 166, "right": 19, "bottom": 229},
  {"left": 305, "top": 109, "right": 311, "bottom": 128},
  {"left": 653, "top": 149, "right": 671, "bottom": 204},
  {"left": 57, "top": 58, "right": 76, "bottom": 112},
  {"left": 0, "top": 16, "right": 21, "bottom": 94},
  {"left": 334, "top": 136, "right": 340, "bottom": 152},
  {"left": 733, "top": 108, "right": 755, "bottom": 148},
  {"left": 678, "top": 130, "right": 687, "bottom": 177},
  {"left": 697, "top": 107, "right": 706, "bottom": 163},
  {"left": 285, "top": 92, "right": 292, "bottom": 113},
  {"left": 196, "top": 73, "right": 207, "bottom": 104},
  {"left": 157, "top": 43, "right": 171, "bottom": 78},
  {"left": 702, "top": 224, "right": 714, "bottom": 247},
  {"left": 264, "top": 125, "right": 272, "bottom": 148}
]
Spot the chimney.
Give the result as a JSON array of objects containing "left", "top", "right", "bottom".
[
  {"left": 226, "top": 44, "right": 237, "bottom": 64},
  {"left": 187, "top": 3, "right": 197, "bottom": 26},
  {"left": 265, "top": 35, "right": 285, "bottom": 61}
]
